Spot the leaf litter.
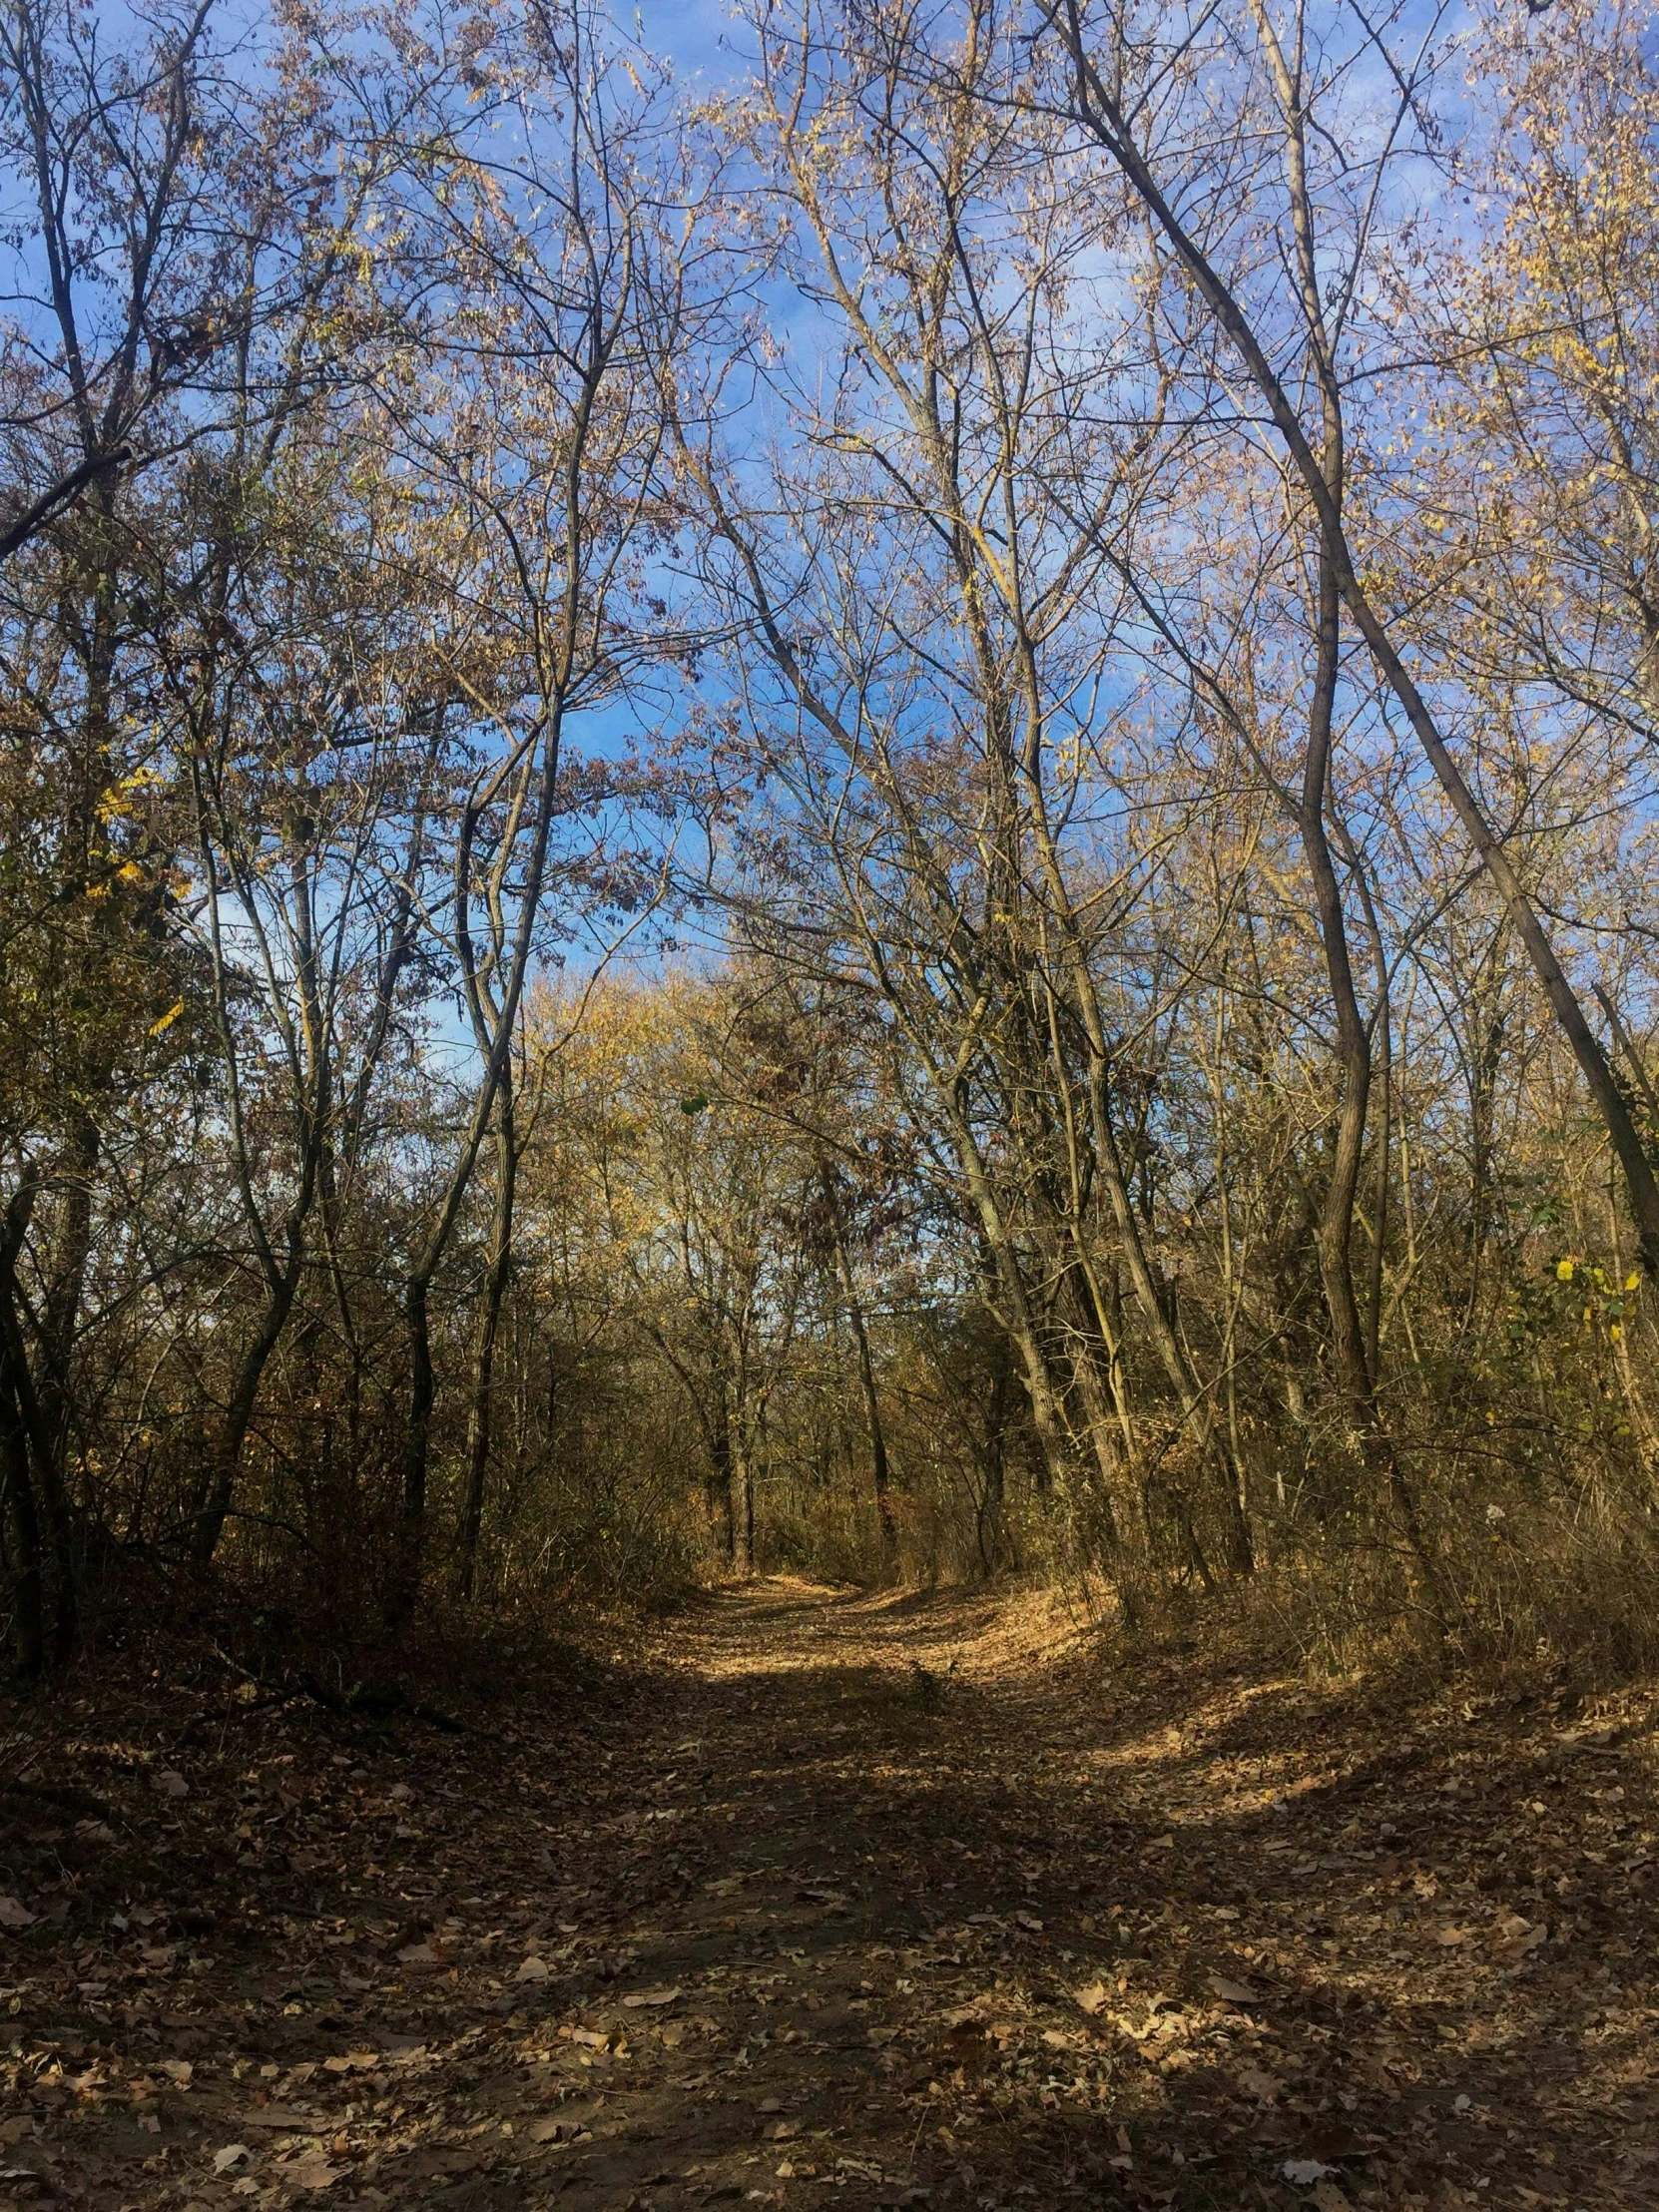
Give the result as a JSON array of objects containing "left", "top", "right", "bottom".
[{"left": 0, "top": 1578, "right": 1655, "bottom": 2210}]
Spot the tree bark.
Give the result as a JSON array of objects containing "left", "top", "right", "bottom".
[
  {"left": 0, "top": 1344, "right": 43, "bottom": 1680},
  {"left": 823, "top": 1169, "right": 897, "bottom": 1576},
  {"left": 456, "top": 1089, "right": 519, "bottom": 1600}
]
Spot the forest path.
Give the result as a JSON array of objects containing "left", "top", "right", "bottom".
[{"left": 5, "top": 1578, "right": 1657, "bottom": 2212}]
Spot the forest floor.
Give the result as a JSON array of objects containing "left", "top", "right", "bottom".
[{"left": 1, "top": 1577, "right": 1656, "bottom": 2212}]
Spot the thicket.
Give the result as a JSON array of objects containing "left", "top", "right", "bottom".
[{"left": 2, "top": 0, "right": 1657, "bottom": 1685}]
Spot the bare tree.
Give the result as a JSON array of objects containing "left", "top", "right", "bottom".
[{"left": 1024, "top": 0, "right": 1659, "bottom": 1274}]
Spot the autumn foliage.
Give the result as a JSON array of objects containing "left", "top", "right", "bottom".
[{"left": 1, "top": 0, "right": 1658, "bottom": 1686}]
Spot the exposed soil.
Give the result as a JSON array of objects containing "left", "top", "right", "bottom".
[{"left": 2, "top": 1579, "right": 1656, "bottom": 2212}]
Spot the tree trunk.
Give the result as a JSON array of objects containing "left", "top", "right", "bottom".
[
  {"left": 32, "top": 1116, "right": 97, "bottom": 1660},
  {"left": 457, "top": 1092, "right": 518, "bottom": 1601},
  {"left": 1083, "top": 1064, "right": 1254, "bottom": 1576},
  {"left": 976, "top": 1338, "right": 1012, "bottom": 1577},
  {"left": 0, "top": 1371, "right": 43, "bottom": 1680},
  {"left": 730, "top": 1412, "right": 755, "bottom": 1577},
  {"left": 0, "top": 1171, "right": 76, "bottom": 1666},
  {"left": 392, "top": 1278, "right": 436, "bottom": 1626},
  {"left": 710, "top": 1394, "right": 738, "bottom": 1566},
  {"left": 824, "top": 1175, "right": 897, "bottom": 1576},
  {"left": 189, "top": 1260, "right": 304, "bottom": 1569}
]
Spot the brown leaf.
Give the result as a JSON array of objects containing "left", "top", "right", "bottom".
[{"left": 282, "top": 2151, "right": 342, "bottom": 2191}]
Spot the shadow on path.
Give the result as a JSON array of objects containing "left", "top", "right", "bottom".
[{"left": 9, "top": 1575, "right": 1654, "bottom": 2212}]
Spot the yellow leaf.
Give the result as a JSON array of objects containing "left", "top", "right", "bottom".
[{"left": 148, "top": 1000, "right": 185, "bottom": 1038}]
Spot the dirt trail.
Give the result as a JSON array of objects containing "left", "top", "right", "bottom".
[{"left": 3, "top": 1579, "right": 1657, "bottom": 2211}]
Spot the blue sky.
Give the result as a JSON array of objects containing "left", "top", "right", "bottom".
[{"left": 634, "top": 0, "right": 746, "bottom": 83}]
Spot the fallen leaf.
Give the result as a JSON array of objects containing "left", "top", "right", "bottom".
[
  {"left": 1496, "top": 1918, "right": 1545, "bottom": 1953},
  {"left": 621, "top": 1983, "right": 682, "bottom": 2007},
  {"left": 1206, "top": 1972, "right": 1260, "bottom": 2004},
  {"left": 1014, "top": 1912, "right": 1044, "bottom": 1932},
  {"left": 1072, "top": 1980, "right": 1109, "bottom": 2015},
  {"left": 153, "top": 1768, "right": 189, "bottom": 1800},
  {"left": 214, "top": 2146, "right": 254, "bottom": 2174},
  {"left": 1237, "top": 2066, "right": 1281, "bottom": 2101},
  {"left": 0, "top": 1897, "right": 37, "bottom": 1930},
  {"left": 284, "top": 2151, "right": 342, "bottom": 2190},
  {"left": 1283, "top": 2158, "right": 1340, "bottom": 2185},
  {"left": 515, "top": 1954, "right": 551, "bottom": 1981}
]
